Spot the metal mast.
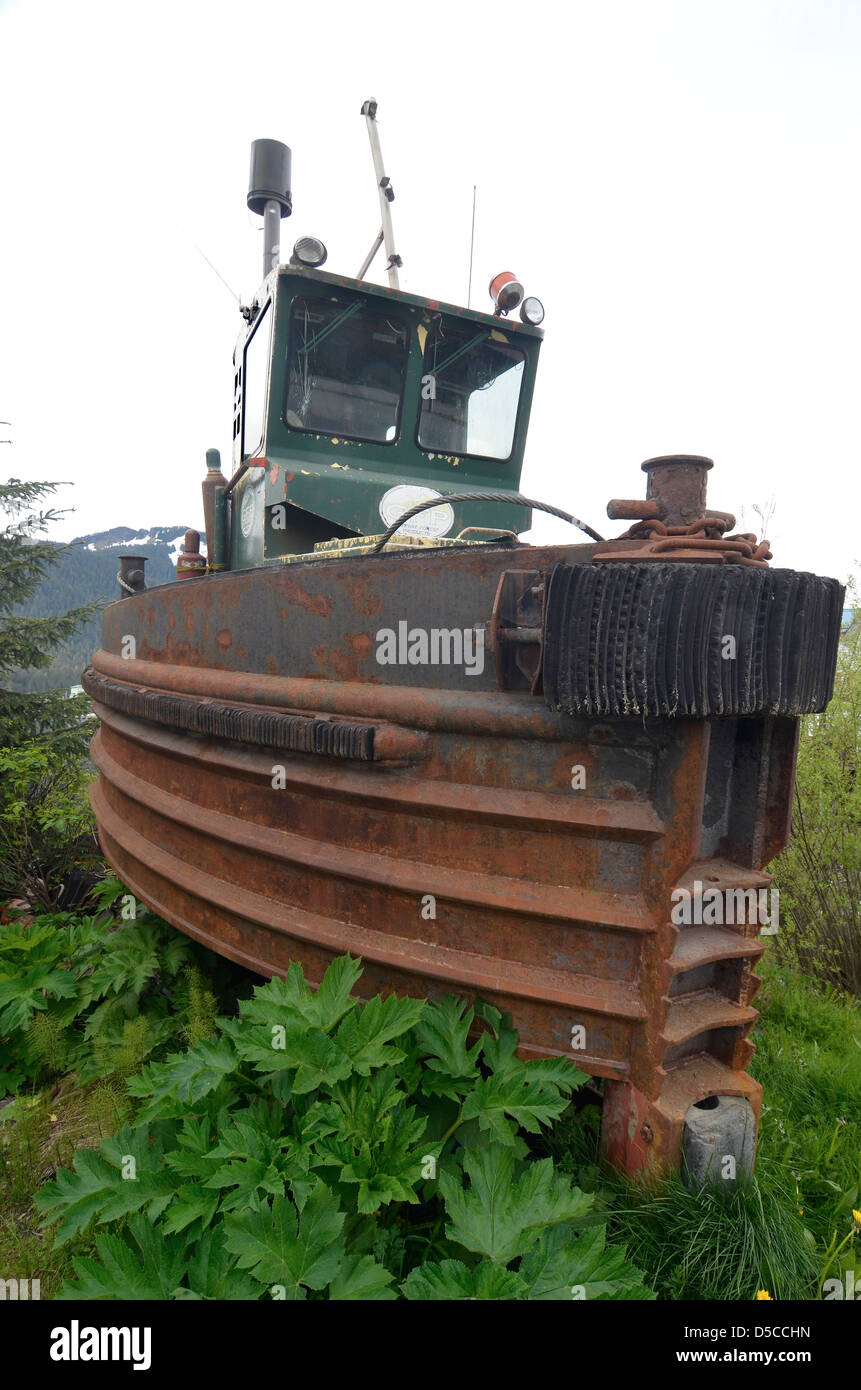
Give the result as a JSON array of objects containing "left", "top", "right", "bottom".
[
  {"left": 247, "top": 140, "right": 292, "bottom": 283},
  {"left": 359, "top": 99, "right": 402, "bottom": 289}
]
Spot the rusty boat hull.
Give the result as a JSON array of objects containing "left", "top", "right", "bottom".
[{"left": 84, "top": 533, "right": 842, "bottom": 1175}]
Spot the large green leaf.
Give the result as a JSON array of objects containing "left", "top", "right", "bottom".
[
  {"left": 177, "top": 1226, "right": 260, "bottom": 1300},
  {"left": 333, "top": 993, "right": 425, "bottom": 1073},
  {"left": 0, "top": 961, "right": 77, "bottom": 1032},
  {"left": 224, "top": 1184, "right": 346, "bottom": 1299},
  {"left": 439, "top": 1144, "right": 593, "bottom": 1264},
  {"left": 402, "top": 1259, "right": 526, "bottom": 1300},
  {"left": 58, "top": 1215, "right": 257, "bottom": 1301},
  {"left": 414, "top": 995, "right": 482, "bottom": 1098},
  {"left": 312, "top": 1071, "right": 432, "bottom": 1212},
  {"left": 233, "top": 1021, "right": 354, "bottom": 1093},
  {"left": 239, "top": 956, "right": 361, "bottom": 1032},
  {"left": 460, "top": 1069, "right": 572, "bottom": 1145},
  {"left": 36, "top": 1125, "right": 175, "bottom": 1246},
  {"left": 58, "top": 1230, "right": 183, "bottom": 1300},
  {"left": 328, "top": 1253, "right": 397, "bottom": 1301},
  {"left": 519, "top": 1222, "right": 656, "bottom": 1300},
  {"left": 126, "top": 1035, "right": 238, "bottom": 1120}
]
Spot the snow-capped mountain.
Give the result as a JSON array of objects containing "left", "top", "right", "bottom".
[{"left": 72, "top": 526, "right": 207, "bottom": 563}]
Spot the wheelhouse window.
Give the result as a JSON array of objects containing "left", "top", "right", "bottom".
[
  {"left": 242, "top": 301, "right": 272, "bottom": 459},
  {"left": 284, "top": 293, "right": 409, "bottom": 444},
  {"left": 417, "top": 317, "right": 525, "bottom": 461}
]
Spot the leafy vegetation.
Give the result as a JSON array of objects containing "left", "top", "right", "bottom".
[
  {"left": 772, "top": 608, "right": 861, "bottom": 995},
  {"left": 0, "top": 889, "right": 652, "bottom": 1300},
  {"left": 0, "top": 878, "right": 236, "bottom": 1098},
  {"left": 0, "top": 742, "right": 99, "bottom": 913},
  {"left": 29, "top": 947, "right": 651, "bottom": 1300}
]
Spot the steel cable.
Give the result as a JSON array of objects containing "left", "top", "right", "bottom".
[{"left": 367, "top": 491, "right": 605, "bottom": 554}]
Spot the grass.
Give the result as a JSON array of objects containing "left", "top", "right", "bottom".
[
  {"left": 748, "top": 958, "right": 861, "bottom": 1294},
  {"left": 0, "top": 1092, "right": 97, "bottom": 1298},
  {"left": 537, "top": 957, "right": 861, "bottom": 1301}
]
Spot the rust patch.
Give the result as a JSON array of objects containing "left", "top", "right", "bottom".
[
  {"left": 215, "top": 629, "right": 232, "bottom": 651},
  {"left": 609, "top": 783, "right": 636, "bottom": 801},
  {"left": 312, "top": 643, "right": 361, "bottom": 681},
  {"left": 345, "top": 632, "right": 374, "bottom": 661},
  {"left": 287, "top": 587, "right": 334, "bottom": 619},
  {"left": 343, "top": 578, "right": 383, "bottom": 617}
]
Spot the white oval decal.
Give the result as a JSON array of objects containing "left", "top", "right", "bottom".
[
  {"left": 379, "top": 484, "right": 454, "bottom": 539},
  {"left": 240, "top": 485, "right": 259, "bottom": 539}
]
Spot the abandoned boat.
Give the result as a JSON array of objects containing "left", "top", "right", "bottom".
[{"left": 84, "top": 104, "right": 844, "bottom": 1176}]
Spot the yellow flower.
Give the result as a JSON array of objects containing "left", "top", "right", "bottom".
[
  {"left": 756, "top": 1290, "right": 773, "bottom": 1301},
  {"left": 798, "top": 1208, "right": 804, "bottom": 1216},
  {"left": 853, "top": 1210, "right": 861, "bottom": 1229}
]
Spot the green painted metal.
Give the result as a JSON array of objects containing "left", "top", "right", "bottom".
[{"left": 229, "top": 267, "right": 543, "bottom": 571}]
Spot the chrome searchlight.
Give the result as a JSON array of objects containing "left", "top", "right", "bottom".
[
  {"left": 291, "top": 236, "right": 328, "bottom": 268},
  {"left": 520, "top": 296, "right": 545, "bottom": 325}
]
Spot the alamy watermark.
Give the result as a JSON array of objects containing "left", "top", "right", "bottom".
[
  {"left": 0, "top": 1277, "right": 40, "bottom": 1300},
  {"left": 671, "top": 881, "right": 779, "bottom": 934},
  {"left": 375, "top": 622, "right": 484, "bottom": 676},
  {"left": 50, "top": 1322, "right": 151, "bottom": 1371}
]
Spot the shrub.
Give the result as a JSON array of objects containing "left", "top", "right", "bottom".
[
  {"left": 0, "top": 742, "right": 100, "bottom": 913},
  {"left": 772, "top": 608, "right": 861, "bottom": 995}
]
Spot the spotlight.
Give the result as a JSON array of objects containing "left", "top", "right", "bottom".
[
  {"left": 290, "top": 236, "right": 328, "bottom": 268},
  {"left": 520, "top": 296, "right": 545, "bottom": 325}
]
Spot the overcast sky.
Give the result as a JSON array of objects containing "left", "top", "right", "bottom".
[{"left": 1, "top": 0, "right": 859, "bottom": 583}]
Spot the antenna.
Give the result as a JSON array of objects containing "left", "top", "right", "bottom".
[
  {"left": 186, "top": 235, "right": 241, "bottom": 304},
  {"left": 467, "top": 185, "right": 477, "bottom": 308},
  {"left": 358, "top": 100, "right": 402, "bottom": 289}
]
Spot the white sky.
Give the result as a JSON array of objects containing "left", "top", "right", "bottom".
[{"left": 1, "top": 0, "right": 859, "bottom": 583}]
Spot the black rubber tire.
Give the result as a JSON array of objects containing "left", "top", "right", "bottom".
[{"left": 542, "top": 563, "right": 844, "bottom": 718}]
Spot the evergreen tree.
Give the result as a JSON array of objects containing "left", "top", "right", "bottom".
[{"left": 0, "top": 478, "right": 101, "bottom": 753}]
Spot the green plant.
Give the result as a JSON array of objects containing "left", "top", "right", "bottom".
[
  {"left": 748, "top": 960, "right": 861, "bottom": 1290},
  {"left": 35, "top": 956, "right": 653, "bottom": 1300},
  {"left": 603, "top": 1166, "right": 818, "bottom": 1302},
  {"left": 0, "top": 876, "right": 233, "bottom": 1098},
  {"left": 598, "top": 960, "right": 861, "bottom": 1301},
  {"left": 0, "top": 742, "right": 99, "bottom": 912},
  {"left": 772, "top": 600, "right": 861, "bottom": 995}
]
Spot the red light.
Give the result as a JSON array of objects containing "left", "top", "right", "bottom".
[{"left": 488, "top": 271, "right": 524, "bottom": 314}]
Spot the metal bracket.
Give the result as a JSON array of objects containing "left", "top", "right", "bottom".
[{"left": 485, "top": 570, "right": 545, "bottom": 693}]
